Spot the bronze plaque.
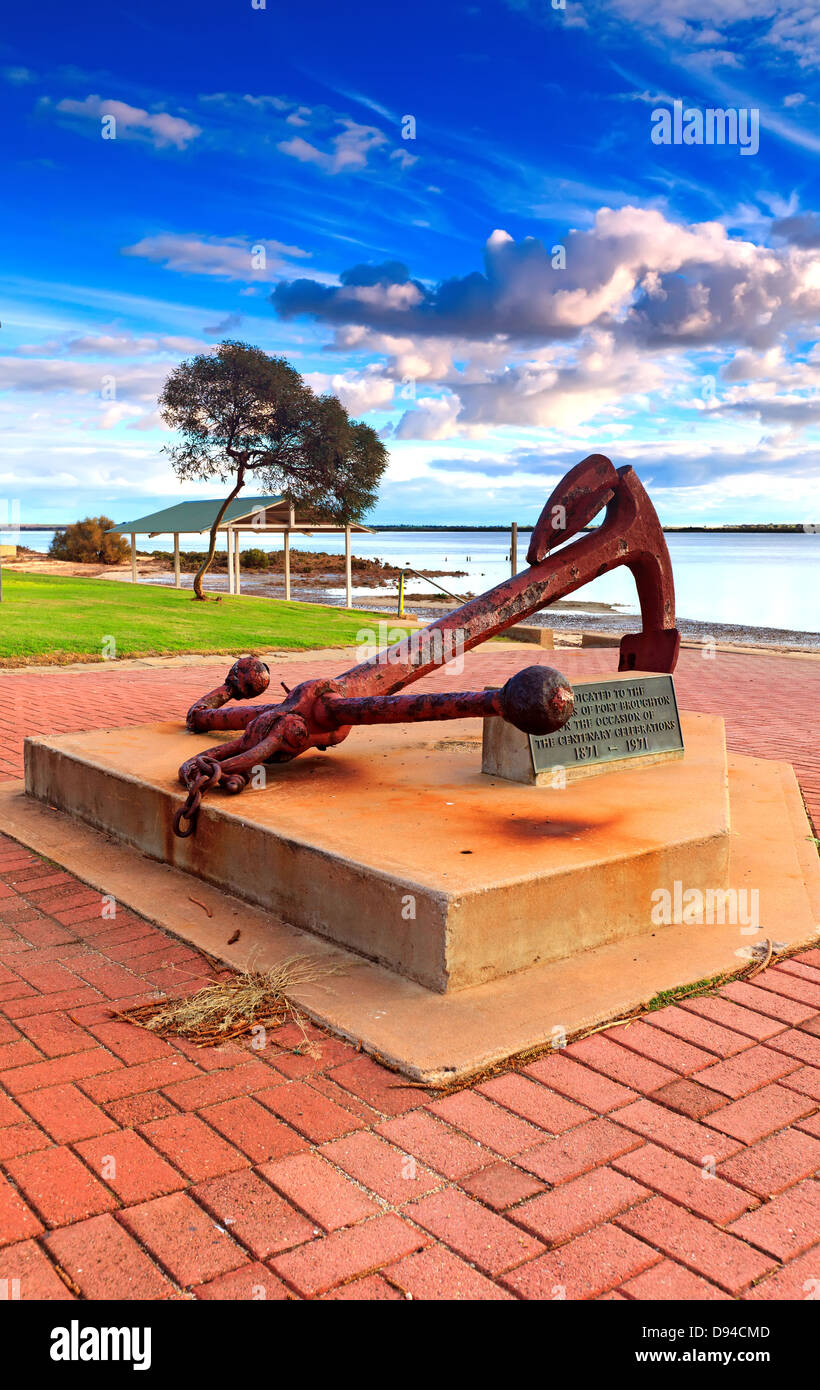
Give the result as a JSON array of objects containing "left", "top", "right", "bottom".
[{"left": 529, "top": 674, "right": 683, "bottom": 774}]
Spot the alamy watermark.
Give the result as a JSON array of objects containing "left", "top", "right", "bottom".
[
  {"left": 651, "top": 881, "right": 760, "bottom": 932},
  {"left": 50, "top": 1321, "right": 151, "bottom": 1370},
  {"left": 356, "top": 622, "right": 466, "bottom": 675},
  {"left": 651, "top": 100, "right": 759, "bottom": 157}
]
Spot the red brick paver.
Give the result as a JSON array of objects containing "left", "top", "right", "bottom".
[
  {"left": 404, "top": 1187, "right": 545, "bottom": 1275},
  {"left": 269, "top": 1213, "right": 427, "bottom": 1297},
  {"left": 192, "top": 1169, "right": 317, "bottom": 1260},
  {"left": 260, "top": 1152, "right": 379, "bottom": 1232},
  {"left": 0, "top": 645, "right": 817, "bottom": 1298},
  {"left": 45, "top": 1214, "right": 178, "bottom": 1299}
]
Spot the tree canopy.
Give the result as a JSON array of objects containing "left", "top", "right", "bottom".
[{"left": 158, "top": 341, "right": 388, "bottom": 598}]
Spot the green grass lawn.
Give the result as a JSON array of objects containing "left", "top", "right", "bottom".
[{"left": 0, "top": 573, "right": 413, "bottom": 664}]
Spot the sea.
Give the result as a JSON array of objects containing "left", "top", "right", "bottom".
[{"left": 298, "top": 530, "right": 820, "bottom": 633}]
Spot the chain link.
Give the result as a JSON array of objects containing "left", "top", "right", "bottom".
[{"left": 173, "top": 756, "right": 222, "bottom": 838}]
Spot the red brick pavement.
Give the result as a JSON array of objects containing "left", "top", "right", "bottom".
[{"left": 0, "top": 644, "right": 817, "bottom": 1299}]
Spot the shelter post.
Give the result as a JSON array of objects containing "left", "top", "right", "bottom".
[
  {"left": 344, "top": 525, "right": 352, "bottom": 609},
  {"left": 173, "top": 534, "right": 180, "bottom": 588},
  {"left": 130, "top": 534, "right": 137, "bottom": 584},
  {"left": 284, "top": 531, "right": 291, "bottom": 601}
]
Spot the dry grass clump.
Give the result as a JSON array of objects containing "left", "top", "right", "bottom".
[{"left": 114, "top": 956, "right": 332, "bottom": 1048}]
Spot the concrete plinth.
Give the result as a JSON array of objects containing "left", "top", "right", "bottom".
[{"left": 25, "top": 710, "right": 729, "bottom": 994}]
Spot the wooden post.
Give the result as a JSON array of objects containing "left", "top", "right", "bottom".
[
  {"left": 130, "top": 534, "right": 137, "bottom": 583},
  {"left": 283, "top": 531, "right": 291, "bottom": 601},
  {"left": 510, "top": 522, "right": 518, "bottom": 576},
  {"left": 226, "top": 530, "right": 234, "bottom": 594},
  {"left": 173, "top": 533, "right": 180, "bottom": 588},
  {"left": 234, "top": 531, "right": 241, "bottom": 595},
  {"left": 344, "top": 525, "right": 352, "bottom": 609}
]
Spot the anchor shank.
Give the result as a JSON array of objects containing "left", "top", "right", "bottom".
[{"left": 334, "top": 468, "right": 675, "bottom": 699}]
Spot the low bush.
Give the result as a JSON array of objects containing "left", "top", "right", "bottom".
[{"left": 49, "top": 517, "right": 130, "bottom": 565}]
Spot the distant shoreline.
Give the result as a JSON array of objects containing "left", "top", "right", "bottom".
[
  {"left": 369, "top": 524, "right": 813, "bottom": 534},
  {"left": 2, "top": 523, "right": 814, "bottom": 538}
]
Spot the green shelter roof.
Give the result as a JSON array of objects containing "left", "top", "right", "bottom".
[{"left": 107, "top": 496, "right": 286, "bottom": 535}]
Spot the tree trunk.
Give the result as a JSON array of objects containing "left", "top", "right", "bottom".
[{"left": 193, "top": 466, "right": 246, "bottom": 601}]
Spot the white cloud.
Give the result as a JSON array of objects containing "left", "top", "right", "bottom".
[
  {"left": 304, "top": 369, "right": 395, "bottom": 415},
  {"left": 17, "top": 333, "right": 206, "bottom": 358},
  {"left": 0, "top": 356, "right": 167, "bottom": 401},
  {"left": 513, "top": 1, "right": 820, "bottom": 67},
  {"left": 52, "top": 94, "right": 201, "bottom": 149},
  {"left": 278, "top": 119, "right": 388, "bottom": 174},
  {"left": 198, "top": 92, "right": 289, "bottom": 111},
  {"left": 685, "top": 47, "right": 743, "bottom": 70},
  {"left": 454, "top": 336, "right": 673, "bottom": 430},
  {"left": 273, "top": 207, "right": 820, "bottom": 440},
  {"left": 615, "top": 88, "right": 676, "bottom": 105},
  {"left": 3, "top": 66, "right": 35, "bottom": 84},
  {"left": 395, "top": 396, "right": 462, "bottom": 440},
  {"left": 97, "top": 403, "right": 146, "bottom": 429},
  {"left": 712, "top": 343, "right": 820, "bottom": 428},
  {"left": 275, "top": 207, "right": 820, "bottom": 353},
  {"left": 122, "top": 233, "right": 312, "bottom": 281}
]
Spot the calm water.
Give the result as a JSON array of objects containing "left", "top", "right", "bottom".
[{"left": 232, "top": 529, "right": 819, "bottom": 634}]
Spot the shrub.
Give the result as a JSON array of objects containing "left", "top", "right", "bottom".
[
  {"left": 240, "top": 547, "right": 269, "bottom": 569},
  {"left": 49, "top": 517, "right": 130, "bottom": 565},
  {"left": 175, "top": 550, "right": 228, "bottom": 572}
]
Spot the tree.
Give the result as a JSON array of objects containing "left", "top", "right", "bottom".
[
  {"left": 158, "top": 340, "right": 388, "bottom": 599},
  {"left": 49, "top": 517, "right": 129, "bottom": 565}
]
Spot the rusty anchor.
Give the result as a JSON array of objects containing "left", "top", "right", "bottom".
[{"left": 173, "top": 455, "right": 681, "bottom": 836}]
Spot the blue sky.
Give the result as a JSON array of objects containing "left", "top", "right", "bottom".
[{"left": 2, "top": 0, "right": 820, "bottom": 528}]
